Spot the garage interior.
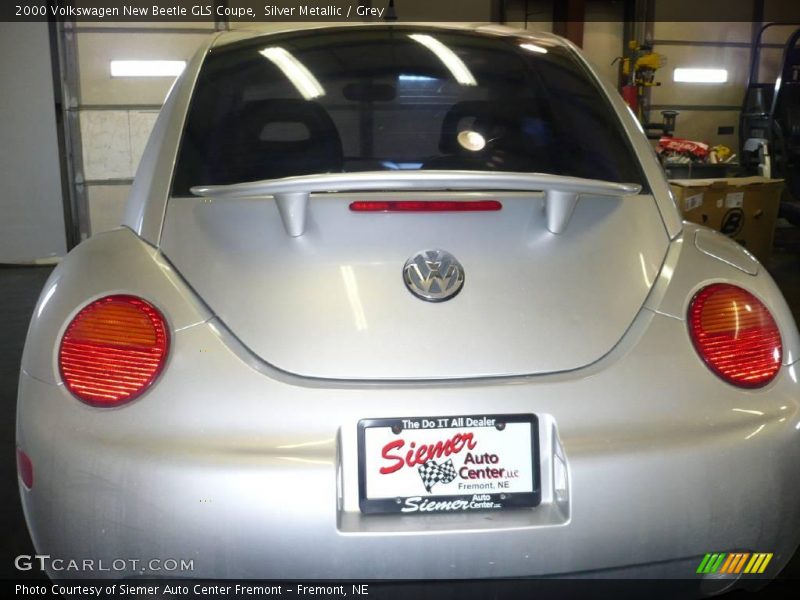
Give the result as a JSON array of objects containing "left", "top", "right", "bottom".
[{"left": 2, "top": 0, "right": 800, "bottom": 590}]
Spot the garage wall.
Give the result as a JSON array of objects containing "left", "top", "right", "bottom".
[
  {"left": 504, "top": 0, "right": 800, "bottom": 150},
  {"left": 0, "top": 22, "right": 68, "bottom": 263},
  {"left": 504, "top": 0, "right": 624, "bottom": 87},
  {"left": 650, "top": 21, "right": 749, "bottom": 150},
  {"left": 650, "top": 0, "right": 800, "bottom": 150},
  {"left": 582, "top": 1, "right": 625, "bottom": 88},
  {"left": 71, "top": 23, "right": 215, "bottom": 236}
]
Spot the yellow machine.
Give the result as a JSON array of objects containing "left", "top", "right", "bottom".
[{"left": 618, "top": 41, "right": 667, "bottom": 123}]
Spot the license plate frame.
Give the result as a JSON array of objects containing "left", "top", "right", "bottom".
[{"left": 358, "top": 414, "right": 540, "bottom": 514}]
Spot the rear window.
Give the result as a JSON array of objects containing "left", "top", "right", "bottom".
[{"left": 172, "top": 27, "right": 646, "bottom": 196}]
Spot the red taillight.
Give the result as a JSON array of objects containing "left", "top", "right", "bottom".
[
  {"left": 17, "top": 448, "right": 33, "bottom": 489},
  {"left": 58, "top": 295, "right": 169, "bottom": 406},
  {"left": 349, "top": 200, "right": 502, "bottom": 212},
  {"left": 688, "top": 284, "right": 782, "bottom": 388}
]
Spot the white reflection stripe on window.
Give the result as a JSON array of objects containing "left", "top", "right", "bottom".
[
  {"left": 519, "top": 43, "right": 548, "bottom": 54},
  {"left": 408, "top": 34, "right": 477, "bottom": 86},
  {"left": 259, "top": 47, "right": 325, "bottom": 100}
]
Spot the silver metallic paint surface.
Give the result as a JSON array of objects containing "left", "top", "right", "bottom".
[
  {"left": 121, "top": 35, "right": 216, "bottom": 245},
  {"left": 160, "top": 192, "right": 667, "bottom": 379},
  {"left": 17, "top": 226, "right": 800, "bottom": 580},
  {"left": 20, "top": 229, "right": 211, "bottom": 386},
  {"left": 693, "top": 227, "right": 759, "bottom": 275},
  {"left": 19, "top": 24, "right": 800, "bottom": 582},
  {"left": 644, "top": 223, "right": 799, "bottom": 365}
]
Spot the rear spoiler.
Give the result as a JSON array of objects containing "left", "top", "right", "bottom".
[{"left": 191, "top": 171, "right": 641, "bottom": 237}]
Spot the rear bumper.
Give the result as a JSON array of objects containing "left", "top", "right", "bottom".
[{"left": 16, "top": 305, "right": 800, "bottom": 581}]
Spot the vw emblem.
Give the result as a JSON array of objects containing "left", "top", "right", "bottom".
[{"left": 403, "top": 249, "right": 465, "bottom": 302}]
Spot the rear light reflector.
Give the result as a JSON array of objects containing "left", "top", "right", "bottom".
[
  {"left": 58, "top": 295, "right": 169, "bottom": 406},
  {"left": 688, "top": 284, "right": 782, "bottom": 388},
  {"left": 349, "top": 200, "right": 502, "bottom": 212},
  {"left": 17, "top": 448, "right": 33, "bottom": 489}
]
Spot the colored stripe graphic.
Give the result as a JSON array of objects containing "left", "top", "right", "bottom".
[
  {"left": 733, "top": 553, "right": 751, "bottom": 573},
  {"left": 697, "top": 553, "right": 727, "bottom": 574},
  {"left": 697, "top": 552, "right": 773, "bottom": 575},
  {"left": 744, "top": 553, "right": 773, "bottom": 574},
  {"left": 719, "top": 553, "right": 736, "bottom": 573},
  {"left": 719, "top": 553, "right": 750, "bottom": 574}
]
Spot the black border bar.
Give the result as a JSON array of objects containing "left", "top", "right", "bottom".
[{"left": 4, "top": 0, "right": 800, "bottom": 23}]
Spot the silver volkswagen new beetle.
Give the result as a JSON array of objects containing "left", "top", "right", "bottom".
[{"left": 16, "top": 23, "right": 800, "bottom": 585}]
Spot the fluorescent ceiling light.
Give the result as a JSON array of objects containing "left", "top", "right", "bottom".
[
  {"left": 519, "top": 43, "right": 548, "bottom": 54},
  {"left": 259, "top": 47, "right": 325, "bottom": 100},
  {"left": 398, "top": 74, "right": 437, "bottom": 82},
  {"left": 673, "top": 68, "right": 728, "bottom": 83},
  {"left": 408, "top": 34, "right": 477, "bottom": 86},
  {"left": 110, "top": 60, "right": 186, "bottom": 77}
]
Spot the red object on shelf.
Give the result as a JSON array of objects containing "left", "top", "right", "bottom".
[{"left": 658, "top": 136, "right": 710, "bottom": 159}]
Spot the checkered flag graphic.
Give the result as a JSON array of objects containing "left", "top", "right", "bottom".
[{"left": 417, "top": 459, "right": 457, "bottom": 492}]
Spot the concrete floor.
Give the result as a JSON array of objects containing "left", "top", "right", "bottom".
[
  {"left": 771, "top": 241, "right": 800, "bottom": 325},
  {"left": 1, "top": 252, "right": 799, "bottom": 589},
  {"left": 0, "top": 266, "right": 49, "bottom": 578}
]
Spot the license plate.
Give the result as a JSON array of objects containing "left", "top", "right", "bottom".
[{"left": 358, "top": 414, "right": 540, "bottom": 514}]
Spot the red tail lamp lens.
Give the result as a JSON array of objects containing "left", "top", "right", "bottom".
[
  {"left": 688, "top": 284, "right": 782, "bottom": 388},
  {"left": 17, "top": 448, "right": 33, "bottom": 489},
  {"left": 59, "top": 295, "right": 169, "bottom": 406},
  {"left": 349, "top": 200, "right": 502, "bottom": 212}
]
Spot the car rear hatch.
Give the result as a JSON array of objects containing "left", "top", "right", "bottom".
[
  {"left": 156, "top": 25, "right": 669, "bottom": 379},
  {"left": 160, "top": 172, "right": 667, "bottom": 379}
]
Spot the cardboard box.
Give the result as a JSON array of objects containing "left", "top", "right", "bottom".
[{"left": 669, "top": 176, "right": 784, "bottom": 264}]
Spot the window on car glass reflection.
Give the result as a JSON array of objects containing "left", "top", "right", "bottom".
[{"left": 171, "top": 27, "right": 646, "bottom": 196}]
